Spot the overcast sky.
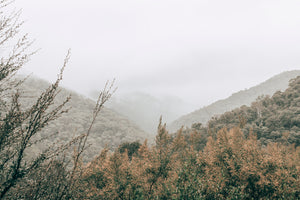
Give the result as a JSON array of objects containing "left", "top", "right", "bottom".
[{"left": 14, "top": 0, "right": 300, "bottom": 108}]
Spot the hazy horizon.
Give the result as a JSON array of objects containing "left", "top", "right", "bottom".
[{"left": 14, "top": 0, "right": 300, "bottom": 110}]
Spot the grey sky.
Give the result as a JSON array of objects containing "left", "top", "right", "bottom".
[{"left": 15, "top": 0, "right": 300, "bottom": 108}]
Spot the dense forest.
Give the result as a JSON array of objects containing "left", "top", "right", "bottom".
[
  {"left": 0, "top": 1, "right": 299, "bottom": 199},
  {"left": 207, "top": 76, "right": 300, "bottom": 147},
  {"left": 169, "top": 70, "right": 300, "bottom": 132},
  {"left": 177, "top": 76, "right": 300, "bottom": 151},
  {"left": 81, "top": 124, "right": 299, "bottom": 199}
]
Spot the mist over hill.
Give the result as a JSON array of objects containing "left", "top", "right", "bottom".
[
  {"left": 168, "top": 70, "right": 300, "bottom": 132},
  {"left": 89, "top": 91, "right": 194, "bottom": 134},
  {"left": 17, "top": 76, "right": 151, "bottom": 162}
]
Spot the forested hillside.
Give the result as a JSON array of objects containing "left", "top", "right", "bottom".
[
  {"left": 180, "top": 75, "right": 300, "bottom": 150},
  {"left": 76, "top": 76, "right": 300, "bottom": 199},
  {"left": 9, "top": 75, "right": 299, "bottom": 199},
  {"left": 18, "top": 76, "right": 151, "bottom": 162},
  {"left": 0, "top": 0, "right": 299, "bottom": 198},
  {"left": 169, "top": 70, "right": 300, "bottom": 131},
  {"left": 206, "top": 75, "right": 300, "bottom": 147}
]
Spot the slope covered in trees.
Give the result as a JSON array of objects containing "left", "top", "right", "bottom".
[
  {"left": 205, "top": 75, "right": 300, "bottom": 147},
  {"left": 9, "top": 70, "right": 299, "bottom": 199},
  {"left": 18, "top": 76, "right": 151, "bottom": 162},
  {"left": 179, "top": 75, "right": 300, "bottom": 151},
  {"left": 169, "top": 70, "right": 300, "bottom": 132}
]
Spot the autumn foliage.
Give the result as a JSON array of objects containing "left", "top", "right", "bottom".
[{"left": 81, "top": 121, "right": 299, "bottom": 199}]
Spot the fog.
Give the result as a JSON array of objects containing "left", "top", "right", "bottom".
[{"left": 15, "top": 0, "right": 300, "bottom": 113}]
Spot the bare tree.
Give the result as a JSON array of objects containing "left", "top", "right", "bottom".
[{"left": 0, "top": 51, "right": 71, "bottom": 198}]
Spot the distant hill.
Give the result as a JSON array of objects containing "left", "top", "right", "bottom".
[
  {"left": 89, "top": 92, "right": 194, "bottom": 134},
  {"left": 17, "top": 76, "right": 151, "bottom": 162},
  {"left": 169, "top": 70, "right": 300, "bottom": 132},
  {"left": 206, "top": 75, "right": 300, "bottom": 147},
  {"left": 177, "top": 75, "right": 300, "bottom": 151}
]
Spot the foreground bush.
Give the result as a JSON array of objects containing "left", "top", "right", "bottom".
[{"left": 82, "top": 123, "right": 299, "bottom": 199}]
